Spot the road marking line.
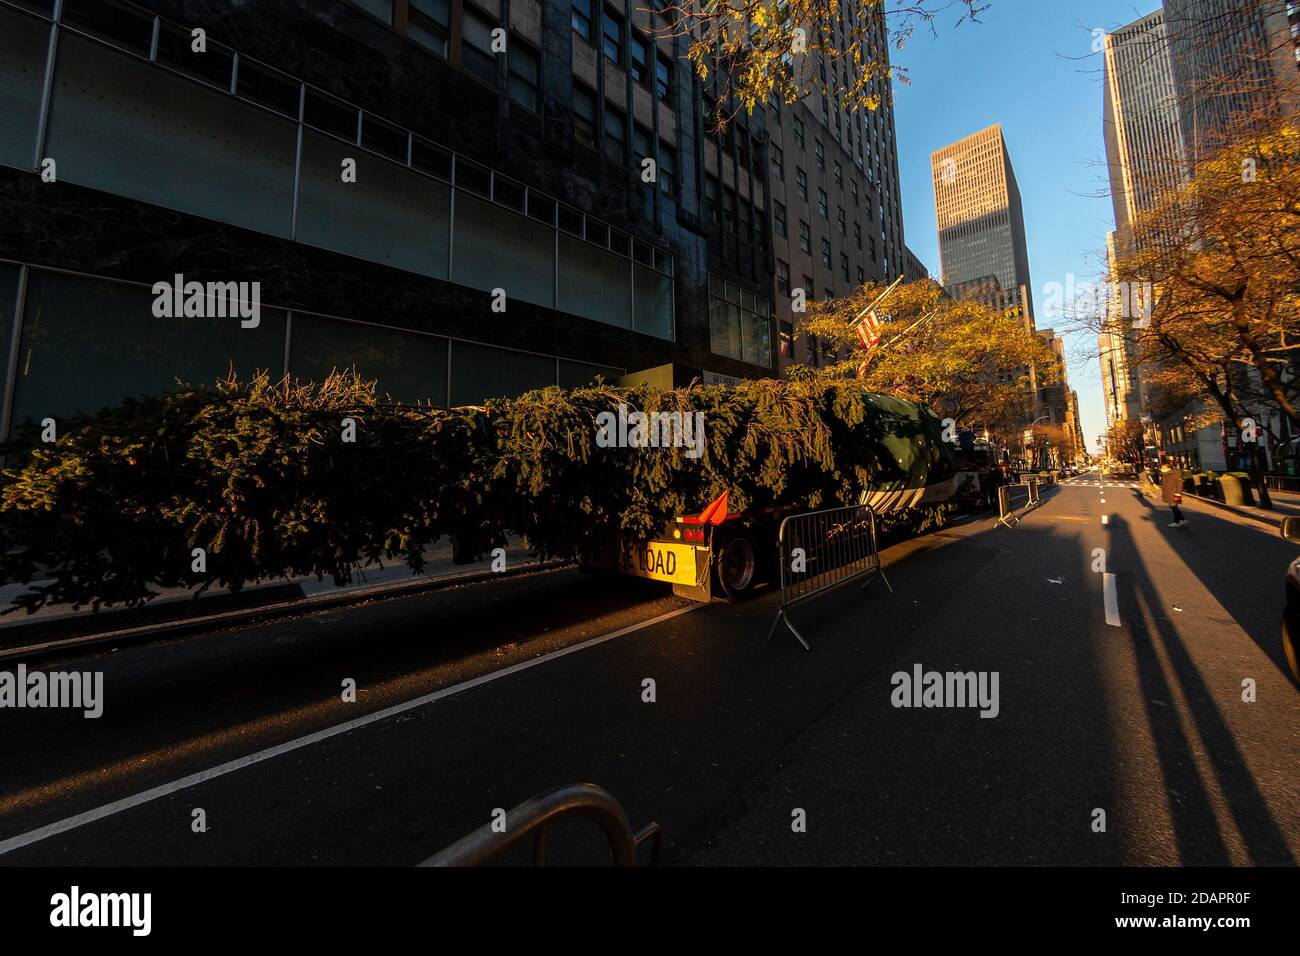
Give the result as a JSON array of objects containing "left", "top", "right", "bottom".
[
  {"left": 1101, "top": 514, "right": 1109, "bottom": 525},
  {"left": 0, "top": 603, "right": 702, "bottom": 856},
  {"left": 1103, "top": 572, "right": 1121, "bottom": 626}
]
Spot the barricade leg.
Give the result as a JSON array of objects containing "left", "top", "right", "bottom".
[{"left": 768, "top": 608, "right": 811, "bottom": 651}]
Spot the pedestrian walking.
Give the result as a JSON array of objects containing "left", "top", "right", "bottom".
[{"left": 1161, "top": 463, "right": 1187, "bottom": 527}]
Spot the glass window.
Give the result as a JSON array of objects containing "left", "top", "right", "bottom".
[
  {"left": 709, "top": 295, "right": 742, "bottom": 362},
  {"left": 157, "top": 22, "right": 235, "bottom": 90},
  {"left": 47, "top": 35, "right": 297, "bottom": 238},
  {"left": 297, "top": 130, "right": 450, "bottom": 279},
  {"left": 658, "top": 142, "right": 676, "bottom": 197},
  {"left": 796, "top": 167, "right": 807, "bottom": 199},
  {"left": 571, "top": 0, "right": 594, "bottom": 41},
  {"left": 604, "top": 103, "right": 626, "bottom": 163},
  {"left": 305, "top": 88, "right": 358, "bottom": 140},
  {"left": 601, "top": 7, "right": 624, "bottom": 64},
  {"left": 0, "top": 5, "right": 48, "bottom": 170},
  {"left": 462, "top": 7, "right": 497, "bottom": 85},
  {"left": 630, "top": 32, "right": 650, "bottom": 85},
  {"left": 573, "top": 83, "right": 597, "bottom": 148},
  {"left": 508, "top": 39, "right": 540, "bottom": 112},
  {"left": 0, "top": 264, "right": 17, "bottom": 432},
  {"left": 236, "top": 59, "right": 301, "bottom": 118},
  {"left": 290, "top": 313, "right": 448, "bottom": 405},
  {"left": 798, "top": 220, "right": 810, "bottom": 253},
  {"left": 452, "top": 192, "right": 556, "bottom": 308},
  {"left": 633, "top": 263, "right": 674, "bottom": 339},
  {"left": 773, "top": 201, "right": 786, "bottom": 237},
  {"left": 362, "top": 113, "right": 408, "bottom": 161},
  {"left": 450, "top": 341, "right": 556, "bottom": 405},
  {"left": 62, "top": 0, "right": 152, "bottom": 55},
  {"left": 348, "top": 0, "right": 394, "bottom": 24},
  {"left": 559, "top": 359, "right": 624, "bottom": 387},
  {"left": 412, "top": 137, "right": 452, "bottom": 180},
  {"left": 655, "top": 52, "right": 672, "bottom": 102},
  {"left": 11, "top": 270, "right": 286, "bottom": 427},
  {"left": 558, "top": 233, "right": 632, "bottom": 328},
  {"left": 409, "top": 0, "right": 450, "bottom": 57}
]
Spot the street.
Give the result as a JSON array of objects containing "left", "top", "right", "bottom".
[{"left": 0, "top": 473, "right": 1294, "bottom": 866}]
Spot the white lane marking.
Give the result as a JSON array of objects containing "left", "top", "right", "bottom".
[
  {"left": 0, "top": 603, "right": 701, "bottom": 856},
  {"left": 1103, "top": 572, "right": 1121, "bottom": 627},
  {"left": 1100, "top": 498, "right": 1106, "bottom": 504},
  {"left": 1101, "top": 514, "right": 1109, "bottom": 525}
]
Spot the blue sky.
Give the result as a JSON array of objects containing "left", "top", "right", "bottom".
[{"left": 889, "top": 0, "right": 1162, "bottom": 451}]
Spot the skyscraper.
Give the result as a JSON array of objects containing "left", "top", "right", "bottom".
[
  {"left": 930, "top": 124, "right": 1034, "bottom": 324},
  {"left": 1162, "top": 0, "right": 1300, "bottom": 162},
  {"left": 1102, "top": 9, "right": 1190, "bottom": 237},
  {"left": 1098, "top": 10, "right": 1185, "bottom": 433},
  {"left": 766, "top": 5, "right": 907, "bottom": 373}
]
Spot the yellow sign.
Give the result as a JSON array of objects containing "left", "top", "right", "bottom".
[{"left": 616, "top": 540, "right": 699, "bottom": 586}]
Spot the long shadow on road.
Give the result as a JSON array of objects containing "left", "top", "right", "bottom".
[
  {"left": 1130, "top": 490, "right": 1296, "bottom": 682},
  {"left": 1106, "top": 511, "right": 1295, "bottom": 865}
]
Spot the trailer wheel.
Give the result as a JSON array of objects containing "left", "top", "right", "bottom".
[{"left": 716, "top": 536, "right": 757, "bottom": 601}]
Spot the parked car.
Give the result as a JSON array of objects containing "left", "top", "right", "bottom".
[{"left": 1279, "top": 517, "right": 1300, "bottom": 685}]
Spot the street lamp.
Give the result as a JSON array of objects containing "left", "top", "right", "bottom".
[{"left": 1024, "top": 416, "right": 1049, "bottom": 470}]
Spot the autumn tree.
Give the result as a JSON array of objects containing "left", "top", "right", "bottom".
[
  {"left": 649, "top": 0, "right": 986, "bottom": 127},
  {"left": 1109, "top": 116, "right": 1300, "bottom": 504},
  {"left": 798, "top": 278, "right": 1060, "bottom": 439}
]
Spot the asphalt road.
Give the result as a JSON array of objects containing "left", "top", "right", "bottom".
[{"left": 0, "top": 472, "right": 1295, "bottom": 865}]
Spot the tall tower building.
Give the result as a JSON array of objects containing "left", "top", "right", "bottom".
[
  {"left": 1099, "top": 10, "right": 1187, "bottom": 432},
  {"left": 765, "top": 6, "right": 907, "bottom": 372},
  {"left": 930, "top": 124, "right": 1034, "bottom": 325},
  {"left": 1102, "top": 9, "right": 1189, "bottom": 238},
  {"left": 1162, "top": 0, "right": 1300, "bottom": 162}
]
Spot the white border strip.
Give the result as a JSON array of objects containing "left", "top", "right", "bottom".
[
  {"left": 0, "top": 603, "right": 700, "bottom": 856},
  {"left": 1103, "top": 572, "right": 1121, "bottom": 627}
]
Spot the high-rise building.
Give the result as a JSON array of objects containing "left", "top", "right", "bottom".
[
  {"left": 902, "top": 246, "right": 929, "bottom": 284},
  {"left": 0, "top": 0, "right": 790, "bottom": 441},
  {"left": 1098, "top": 11, "right": 1185, "bottom": 434},
  {"left": 1102, "top": 9, "right": 1190, "bottom": 237},
  {"left": 1162, "top": 0, "right": 1300, "bottom": 162},
  {"left": 766, "top": 6, "right": 907, "bottom": 372},
  {"left": 1098, "top": 234, "right": 1146, "bottom": 432},
  {"left": 930, "top": 124, "right": 1034, "bottom": 323}
]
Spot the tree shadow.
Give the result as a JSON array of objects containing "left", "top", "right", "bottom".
[
  {"left": 1106, "top": 512, "right": 1295, "bottom": 865},
  {"left": 1129, "top": 489, "right": 1295, "bottom": 680}
]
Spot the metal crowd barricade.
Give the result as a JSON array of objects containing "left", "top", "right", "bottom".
[
  {"left": 419, "top": 783, "right": 662, "bottom": 867},
  {"left": 996, "top": 480, "right": 1037, "bottom": 528},
  {"left": 767, "top": 503, "right": 892, "bottom": 651}
]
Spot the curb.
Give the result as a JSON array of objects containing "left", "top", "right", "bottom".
[
  {"left": 1182, "top": 492, "right": 1283, "bottom": 529},
  {"left": 0, "top": 560, "right": 570, "bottom": 666}
]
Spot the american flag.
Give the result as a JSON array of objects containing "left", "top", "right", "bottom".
[{"left": 852, "top": 309, "right": 883, "bottom": 378}]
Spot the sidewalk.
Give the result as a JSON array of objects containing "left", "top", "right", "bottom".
[
  {"left": 1138, "top": 475, "right": 1298, "bottom": 528},
  {"left": 0, "top": 537, "right": 547, "bottom": 656}
]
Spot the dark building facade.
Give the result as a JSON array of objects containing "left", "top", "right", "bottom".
[
  {"left": 766, "top": 6, "right": 907, "bottom": 372},
  {"left": 0, "top": 0, "right": 782, "bottom": 438},
  {"left": 930, "top": 123, "right": 1034, "bottom": 323}
]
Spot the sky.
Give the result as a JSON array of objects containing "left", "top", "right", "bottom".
[{"left": 888, "top": 0, "right": 1164, "bottom": 453}]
